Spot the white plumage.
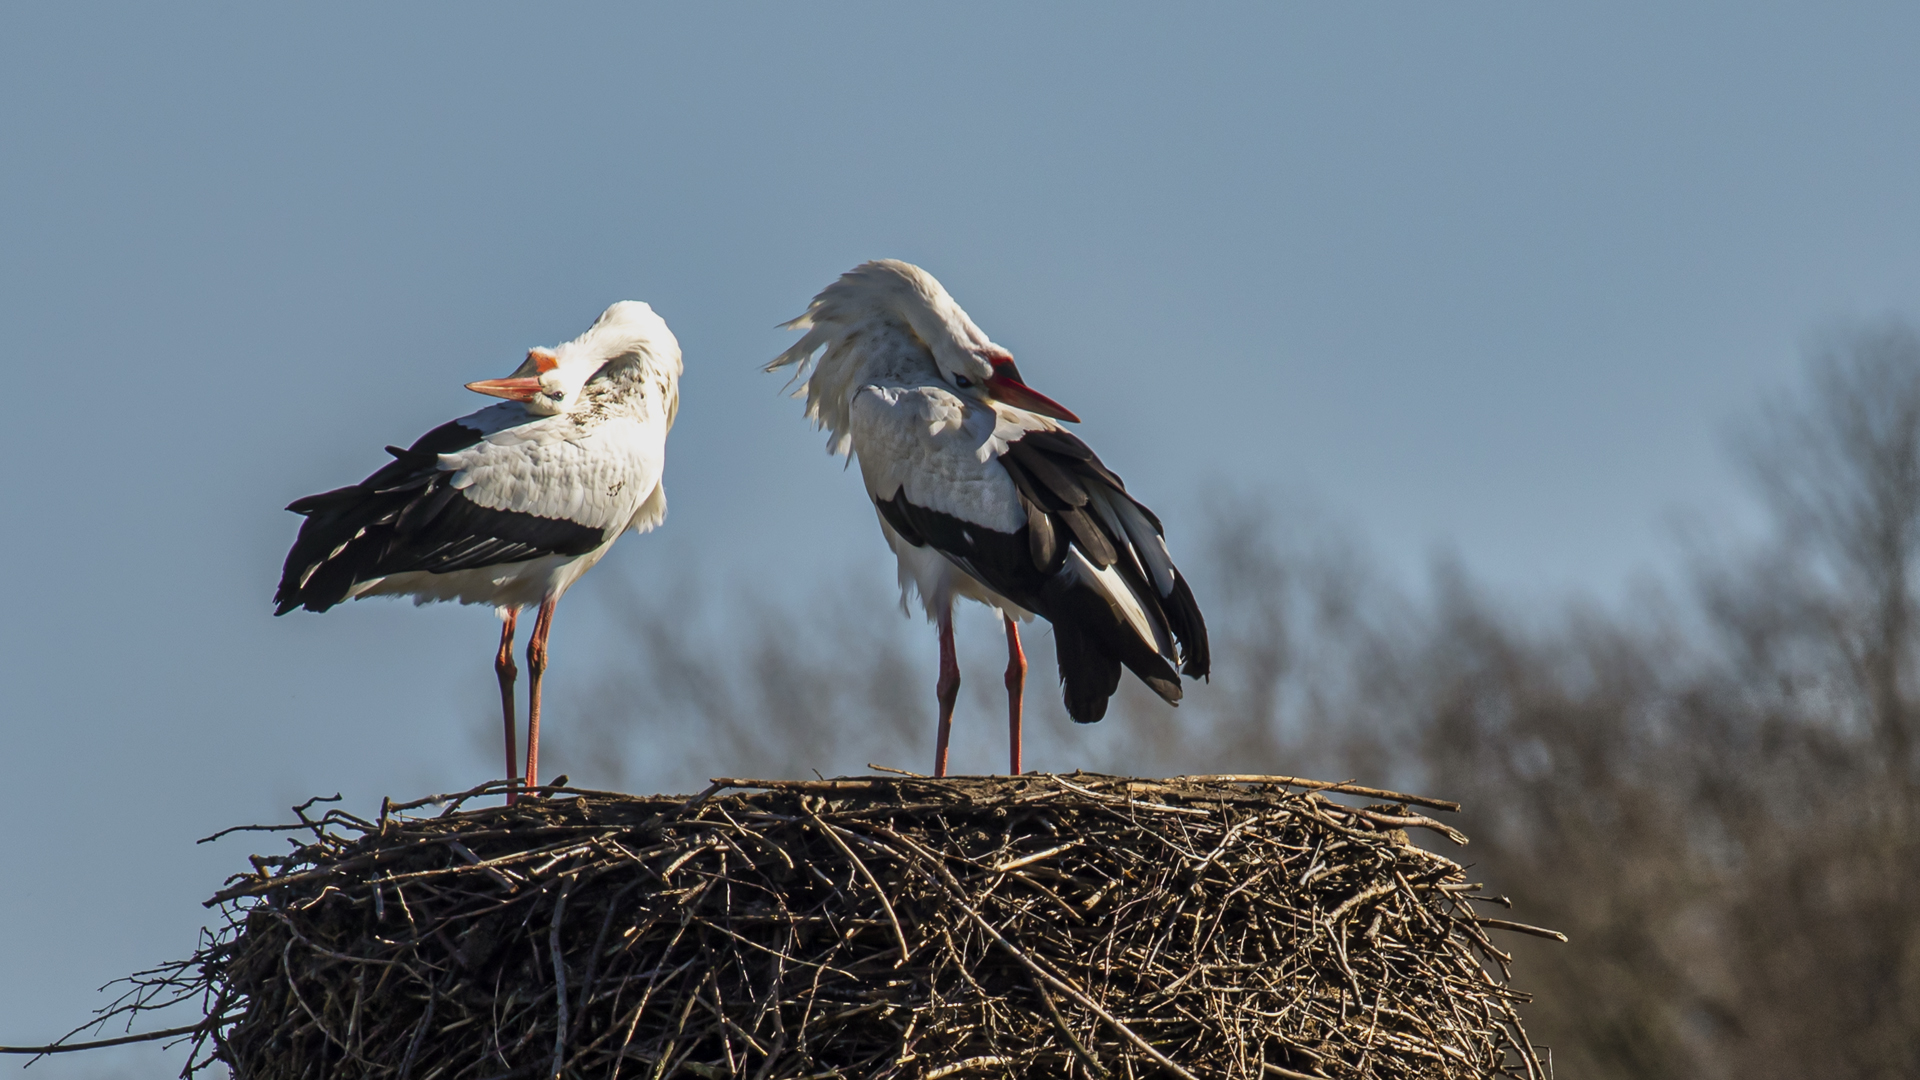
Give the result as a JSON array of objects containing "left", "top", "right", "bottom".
[
  {"left": 771, "top": 260, "right": 1209, "bottom": 776},
  {"left": 277, "top": 300, "right": 681, "bottom": 801}
]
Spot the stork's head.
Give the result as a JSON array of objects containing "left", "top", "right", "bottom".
[
  {"left": 933, "top": 344, "right": 1080, "bottom": 424},
  {"left": 465, "top": 346, "right": 574, "bottom": 415},
  {"left": 768, "top": 260, "right": 1079, "bottom": 449},
  {"left": 467, "top": 301, "right": 681, "bottom": 417}
]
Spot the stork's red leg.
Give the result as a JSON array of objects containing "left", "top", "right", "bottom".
[
  {"left": 934, "top": 606, "right": 960, "bottom": 778},
  {"left": 1004, "top": 615, "right": 1026, "bottom": 775},
  {"left": 496, "top": 607, "right": 521, "bottom": 805},
  {"left": 524, "top": 594, "right": 559, "bottom": 794}
]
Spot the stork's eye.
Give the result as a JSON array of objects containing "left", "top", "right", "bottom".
[
  {"left": 953, "top": 375, "right": 973, "bottom": 389},
  {"left": 546, "top": 390, "right": 565, "bottom": 401}
]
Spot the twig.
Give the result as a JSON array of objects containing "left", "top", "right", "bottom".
[
  {"left": 991, "top": 842, "right": 1079, "bottom": 874},
  {"left": 550, "top": 881, "right": 572, "bottom": 1080},
  {"left": 0, "top": 1021, "right": 213, "bottom": 1055},
  {"left": 925, "top": 1056, "right": 1014, "bottom": 1078},
  {"left": 1467, "top": 917, "right": 1569, "bottom": 942},
  {"left": 1033, "top": 976, "right": 1111, "bottom": 1078},
  {"left": 810, "top": 814, "right": 914, "bottom": 967},
  {"left": 1175, "top": 775, "right": 1462, "bottom": 813}
]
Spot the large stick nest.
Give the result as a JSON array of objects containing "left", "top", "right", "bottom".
[{"left": 128, "top": 774, "right": 1555, "bottom": 1079}]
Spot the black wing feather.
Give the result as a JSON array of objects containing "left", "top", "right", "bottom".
[
  {"left": 1009, "top": 443, "right": 1091, "bottom": 506},
  {"left": 274, "top": 421, "right": 606, "bottom": 615},
  {"left": 874, "top": 492, "right": 926, "bottom": 548},
  {"left": 1012, "top": 428, "right": 1210, "bottom": 680},
  {"left": 997, "top": 457, "right": 1065, "bottom": 572}
]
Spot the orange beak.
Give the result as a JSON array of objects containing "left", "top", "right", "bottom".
[
  {"left": 465, "top": 377, "right": 544, "bottom": 402},
  {"left": 986, "top": 359, "right": 1081, "bottom": 423}
]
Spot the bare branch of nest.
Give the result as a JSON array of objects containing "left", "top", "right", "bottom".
[
  {"left": 71, "top": 774, "right": 1551, "bottom": 1079},
  {"left": 0, "top": 1021, "right": 212, "bottom": 1056}
]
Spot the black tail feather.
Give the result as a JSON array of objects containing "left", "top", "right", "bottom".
[
  {"left": 275, "top": 492, "right": 400, "bottom": 614},
  {"left": 1051, "top": 619, "right": 1123, "bottom": 724},
  {"left": 1164, "top": 571, "right": 1210, "bottom": 679},
  {"left": 1043, "top": 568, "right": 1183, "bottom": 723}
]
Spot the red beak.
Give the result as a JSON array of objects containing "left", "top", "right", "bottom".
[
  {"left": 465, "top": 377, "right": 544, "bottom": 402},
  {"left": 986, "top": 363, "right": 1081, "bottom": 423}
]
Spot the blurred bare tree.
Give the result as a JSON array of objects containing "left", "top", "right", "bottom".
[
  {"left": 1399, "top": 319, "right": 1920, "bottom": 1079},
  {"left": 555, "top": 318, "right": 1920, "bottom": 1077},
  {"left": 545, "top": 571, "right": 928, "bottom": 789},
  {"left": 1734, "top": 319, "right": 1920, "bottom": 779}
]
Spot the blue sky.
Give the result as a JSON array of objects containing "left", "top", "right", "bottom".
[{"left": 3, "top": 3, "right": 1918, "bottom": 1073}]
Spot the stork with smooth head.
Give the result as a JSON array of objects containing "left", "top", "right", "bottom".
[{"left": 275, "top": 301, "right": 682, "bottom": 802}]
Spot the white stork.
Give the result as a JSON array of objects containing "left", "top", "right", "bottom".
[
  {"left": 769, "top": 260, "right": 1209, "bottom": 776},
  {"left": 275, "top": 301, "right": 682, "bottom": 802}
]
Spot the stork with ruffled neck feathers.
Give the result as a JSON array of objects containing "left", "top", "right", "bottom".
[{"left": 770, "top": 260, "right": 1208, "bottom": 776}]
